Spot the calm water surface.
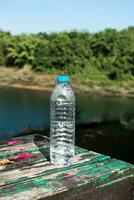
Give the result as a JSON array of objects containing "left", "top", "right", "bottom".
[{"left": 0, "top": 87, "right": 134, "bottom": 163}]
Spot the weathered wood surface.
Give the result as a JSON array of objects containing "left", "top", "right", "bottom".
[{"left": 0, "top": 134, "right": 134, "bottom": 200}]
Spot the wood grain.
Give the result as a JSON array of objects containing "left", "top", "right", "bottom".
[{"left": 0, "top": 134, "right": 134, "bottom": 200}]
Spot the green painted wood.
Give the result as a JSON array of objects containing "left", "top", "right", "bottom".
[{"left": 0, "top": 134, "right": 134, "bottom": 200}]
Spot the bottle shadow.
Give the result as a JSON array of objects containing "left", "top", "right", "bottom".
[{"left": 33, "top": 134, "right": 50, "bottom": 162}]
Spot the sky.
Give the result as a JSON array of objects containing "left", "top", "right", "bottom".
[{"left": 0, "top": 0, "right": 134, "bottom": 35}]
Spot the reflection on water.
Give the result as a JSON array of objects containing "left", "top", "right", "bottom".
[
  {"left": 0, "top": 87, "right": 134, "bottom": 163},
  {"left": 76, "top": 120, "right": 134, "bottom": 164}
]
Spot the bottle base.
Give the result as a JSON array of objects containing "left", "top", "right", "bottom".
[
  {"left": 51, "top": 159, "right": 74, "bottom": 166},
  {"left": 50, "top": 152, "right": 74, "bottom": 166}
]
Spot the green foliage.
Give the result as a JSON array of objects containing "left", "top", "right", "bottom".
[
  {"left": 0, "top": 27, "right": 134, "bottom": 80},
  {"left": 0, "top": 30, "right": 15, "bottom": 65}
]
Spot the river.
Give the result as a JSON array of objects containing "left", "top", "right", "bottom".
[{"left": 0, "top": 87, "right": 134, "bottom": 163}]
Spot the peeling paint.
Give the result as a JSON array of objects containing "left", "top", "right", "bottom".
[{"left": 0, "top": 134, "right": 134, "bottom": 199}]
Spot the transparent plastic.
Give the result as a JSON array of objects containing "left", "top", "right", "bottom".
[{"left": 50, "top": 79, "right": 75, "bottom": 165}]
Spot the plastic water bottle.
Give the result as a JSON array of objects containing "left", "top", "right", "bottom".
[{"left": 50, "top": 75, "right": 75, "bottom": 165}]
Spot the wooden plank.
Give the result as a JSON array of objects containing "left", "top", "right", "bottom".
[
  {"left": 0, "top": 151, "right": 109, "bottom": 187},
  {"left": 0, "top": 134, "right": 134, "bottom": 200},
  {"left": 0, "top": 134, "right": 43, "bottom": 155}
]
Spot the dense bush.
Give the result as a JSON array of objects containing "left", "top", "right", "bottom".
[{"left": 0, "top": 27, "right": 134, "bottom": 80}]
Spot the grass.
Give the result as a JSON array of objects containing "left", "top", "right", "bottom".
[{"left": 0, "top": 65, "right": 134, "bottom": 97}]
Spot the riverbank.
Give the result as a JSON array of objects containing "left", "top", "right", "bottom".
[{"left": 0, "top": 66, "right": 134, "bottom": 98}]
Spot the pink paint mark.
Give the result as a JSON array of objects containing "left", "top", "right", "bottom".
[
  {"left": 7, "top": 140, "right": 20, "bottom": 145},
  {"left": 19, "top": 147, "right": 25, "bottom": 151},
  {"left": 66, "top": 176, "right": 72, "bottom": 181},
  {"left": 10, "top": 152, "right": 36, "bottom": 161},
  {"left": 66, "top": 175, "right": 81, "bottom": 182},
  {"left": 64, "top": 172, "right": 82, "bottom": 182},
  {"left": 73, "top": 176, "right": 81, "bottom": 181},
  {"left": 64, "top": 172, "right": 74, "bottom": 176}
]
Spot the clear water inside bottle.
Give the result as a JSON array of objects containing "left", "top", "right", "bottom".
[{"left": 50, "top": 84, "right": 75, "bottom": 165}]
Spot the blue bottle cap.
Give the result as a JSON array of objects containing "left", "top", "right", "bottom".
[{"left": 56, "top": 76, "right": 70, "bottom": 84}]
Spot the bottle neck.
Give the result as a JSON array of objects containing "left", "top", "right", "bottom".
[{"left": 57, "top": 82, "right": 70, "bottom": 85}]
